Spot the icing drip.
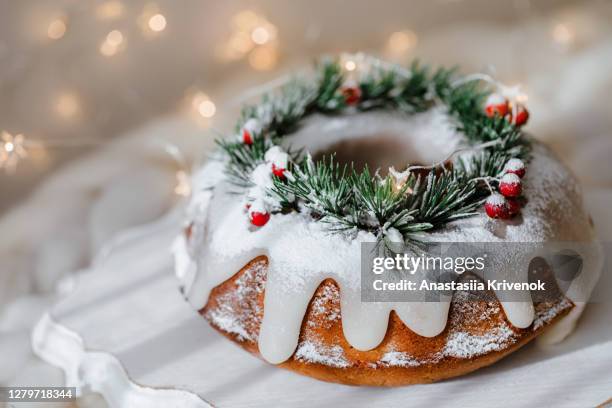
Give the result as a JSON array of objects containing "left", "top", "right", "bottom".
[{"left": 176, "top": 110, "right": 603, "bottom": 365}]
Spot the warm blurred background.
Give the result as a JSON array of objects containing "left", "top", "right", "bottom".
[
  {"left": 0, "top": 0, "right": 611, "bottom": 405},
  {"left": 1, "top": 0, "right": 611, "bottom": 212}
]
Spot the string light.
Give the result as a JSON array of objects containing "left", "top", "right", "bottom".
[
  {"left": 96, "top": 0, "right": 125, "bottom": 20},
  {"left": 516, "top": 91, "right": 529, "bottom": 104},
  {"left": 100, "top": 30, "right": 125, "bottom": 56},
  {"left": 388, "top": 166, "right": 413, "bottom": 195},
  {"left": 106, "top": 30, "right": 124, "bottom": 47},
  {"left": 502, "top": 83, "right": 529, "bottom": 106},
  {"left": 138, "top": 4, "right": 167, "bottom": 36},
  {"left": 344, "top": 59, "right": 357, "bottom": 72},
  {"left": 217, "top": 10, "right": 279, "bottom": 69},
  {"left": 386, "top": 30, "right": 418, "bottom": 58},
  {"left": 228, "top": 31, "right": 253, "bottom": 55},
  {"left": 0, "top": 132, "right": 101, "bottom": 173},
  {"left": 148, "top": 13, "right": 167, "bottom": 32},
  {"left": 189, "top": 91, "right": 217, "bottom": 118},
  {"left": 47, "top": 18, "right": 67, "bottom": 40},
  {"left": 197, "top": 100, "right": 216, "bottom": 118},
  {"left": 184, "top": 90, "right": 216, "bottom": 126},
  {"left": 100, "top": 41, "right": 117, "bottom": 57},
  {"left": 340, "top": 53, "right": 371, "bottom": 75},
  {"left": 174, "top": 170, "right": 192, "bottom": 196},
  {"left": 0, "top": 132, "right": 28, "bottom": 172},
  {"left": 156, "top": 143, "right": 191, "bottom": 196},
  {"left": 55, "top": 92, "right": 80, "bottom": 119},
  {"left": 248, "top": 46, "right": 278, "bottom": 71},
  {"left": 552, "top": 22, "right": 575, "bottom": 49},
  {"left": 232, "top": 10, "right": 260, "bottom": 29},
  {"left": 250, "top": 22, "right": 276, "bottom": 46},
  {"left": 251, "top": 26, "right": 271, "bottom": 45}
]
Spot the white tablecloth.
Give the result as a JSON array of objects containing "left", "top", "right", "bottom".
[{"left": 27, "top": 191, "right": 612, "bottom": 408}]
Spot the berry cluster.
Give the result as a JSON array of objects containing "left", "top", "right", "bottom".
[
  {"left": 246, "top": 200, "right": 270, "bottom": 227},
  {"left": 239, "top": 77, "right": 361, "bottom": 228},
  {"left": 484, "top": 93, "right": 529, "bottom": 127},
  {"left": 241, "top": 118, "right": 260, "bottom": 145},
  {"left": 340, "top": 79, "right": 362, "bottom": 105},
  {"left": 484, "top": 158, "right": 526, "bottom": 219},
  {"left": 242, "top": 139, "right": 289, "bottom": 226}
]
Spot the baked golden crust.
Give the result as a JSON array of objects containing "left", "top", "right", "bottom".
[{"left": 201, "top": 256, "right": 573, "bottom": 386}]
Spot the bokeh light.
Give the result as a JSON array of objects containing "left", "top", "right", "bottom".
[
  {"left": 552, "top": 22, "right": 575, "bottom": 49},
  {"left": 174, "top": 170, "right": 191, "bottom": 196},
  {"left": 96, "top": 1, "right": 125, "bottom": 20},
  {"left": 106, "top": 30, "right": 124, "bottom": 47},
  {"left": 47, "top": 18, "right": 67, "bottom": 40},
  {"left": 217, "top": 10, "right": 279, "bottom": 67},
  {"left": 386, "top": 30, "right": 418, "bottom": 59},
  {"left": 248, "top": 46, "right": 279, "bottom": 71},
  {"left": 251, "top": 26, "right": 271, "bottom": 45},
  {"left": 55, "top": 92, "right": 80, "bottom": 119},
  {"left": 100, "top": 30, "right": 125, "bottom": 56},
  {"left": 344, "top": 59, "right": 357, "bottom": 71},
  {"left": 148, "top": 13, "right": 167, "bottom": 32}
]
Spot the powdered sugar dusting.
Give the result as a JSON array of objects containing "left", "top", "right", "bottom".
[
  {"left": 443, "top": 326, "right": 516, "bottom": 359},
  {"left": 501, "top": 172, "right": 521, "bottom": 185},
  {"left": 295, "top": 340, "right": 350, "bottom": 368},
  {"left": 379, "top": 351, "right": 427, "bottom": 367},
  {"left": 206, "top": 307, "right": 254, "bottom": 341},
  {"left": 533, "top": 298, "right": 573, "bottom": 331},
  {"left": 451, "top": 290, "right": 502, "bottom": 324},
  {"left": 204, "top": 259, "right": 266, "bottom": 342},
  {"left": 505, "top": 158, "right": 525, "bottom": 172},
  {"left": 307, "top": 283, "right": 341, "bottom": 327},
  {"left": 486, "top": 193, "right": 506, "bottom": 206},
  {"left": 182, "top": 110, "right": 601, "bottom": 365}
]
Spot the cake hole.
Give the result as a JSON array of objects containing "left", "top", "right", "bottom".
[
  {"left": 288, "top": 112, "right": 457, "bottom": 175},
  {"left": 548, "top": 249, "right": 583, "bottom": 282},
  {"left": 312, "top": 134, "right": 427, "bottom": 175},
  {"left": 529, "top": 257, "right": 563, "bottom": 302},
  {"left": 528, "top": 251, "right": 582, "bottom": 302}
]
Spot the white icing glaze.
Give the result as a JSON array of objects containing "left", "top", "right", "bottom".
[{"left": 174, "top": 109, "right": 603, "bottom": 365}]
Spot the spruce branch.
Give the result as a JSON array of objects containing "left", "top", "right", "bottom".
[{"left": 216, "top": 57, "right": 532, "bottom": 245}]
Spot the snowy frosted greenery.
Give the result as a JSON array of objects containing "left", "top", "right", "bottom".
[{"left": 217, "top": 57, "right": 530, "bottom": 243}]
